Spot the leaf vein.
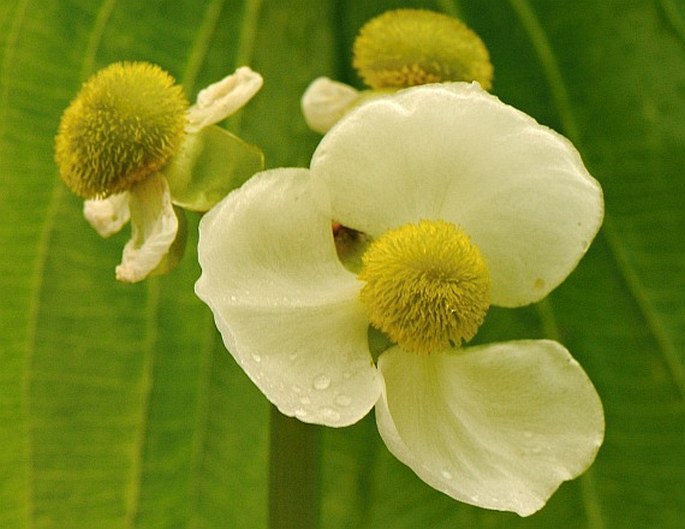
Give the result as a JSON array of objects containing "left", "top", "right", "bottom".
[
  {"left": 125, "top": 280, "right": 160, "bottom": 529},
  {"left": 659, "top": 0, "right": 685, "bottom": 45},
  {"left": 181, "top": 0, "right": 226, "bottom": 92},
  {"left": 508, "top": 0, "right": 683, "bottom": 401}
]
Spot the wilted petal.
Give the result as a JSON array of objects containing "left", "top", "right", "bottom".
[
  {"left": 311, "top": 82, "right": 603, "bottom": 307},
  {"left": 301, "top": 77, "right": 361, "bottom": 134},
  {"left": 375, "top": 340, "right": 604, "bottom": 517},
  {"left": 115, "top": 173, "right": 178, "bottom": 283},
  {"left": 196, "top": 168, "right": 381, "bottom": 426},
  {"left": 186, "top": 66, "right": 263, "bottom": 133},
  {"left": 83, "top": 193, "right": 130, "bottom": 237}
]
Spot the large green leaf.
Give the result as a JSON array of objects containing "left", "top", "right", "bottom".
[{"left": 1, "top": 1, "right": 683, "bottom": 528}]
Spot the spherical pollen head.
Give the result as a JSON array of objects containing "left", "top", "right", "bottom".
[
  {"left": 358, "top": 220, "right": 491, "bottom": 355},
  {"left": 55, "top": 62, "right": 189, "bottom": 198},
  {"left": 353, "top": 9, "right": 493, "bottom": 90}
]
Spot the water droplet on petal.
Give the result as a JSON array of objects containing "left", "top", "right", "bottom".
[
  {"left": 319, "top": 406, "right": 340, "bottom": 422},
  {"left": 251, "top": 353, "right": 261, "bottom": 363},
  {"left": 313, "top": 374, "right": 331, "bottom": 390},
  {"left": 440, "top": 469, "right": 453, "bottom": 480},
  {"left": 335, "top": 394, "right": 352, "bottom": 407}
]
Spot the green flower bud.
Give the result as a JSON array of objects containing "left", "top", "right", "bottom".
[{"left": 55, "top": 62, "right": 189, "bottom": 198}]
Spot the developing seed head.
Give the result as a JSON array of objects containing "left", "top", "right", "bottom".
[
  {"left": 358, "top": 220, "right": 491, "bottom": 355},
  {"left": 353, "top": 9, "right": 493, "bottom": 90},
  {"left": 55, "top": 62, "right": 189, "bottom": 198}
]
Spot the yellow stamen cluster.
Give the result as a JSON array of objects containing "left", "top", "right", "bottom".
[
  {"left": 353, "top": 9, "right": 493, "bottom": 91},
  {"left": 55, "top": 62, "right": 189, "bottom": 198},
  {"left": 358, "top": 220, "right": 491, "bottom": 355}
]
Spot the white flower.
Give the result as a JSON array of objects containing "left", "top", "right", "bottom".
[
  {"left": 84, "top": 67, "right": 263, "bottom": 283},
  {"left": 196, "top": 82, "right": 605, "bottom": 516}
]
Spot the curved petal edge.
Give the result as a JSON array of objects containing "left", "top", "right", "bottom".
[
  {"left": 375, "top": 340, "right": 604, "bottom": 516},
  {"left": 196, "top": 168, "right": 382, "bottom": 426}
]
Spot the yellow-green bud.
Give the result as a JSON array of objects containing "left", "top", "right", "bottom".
[
  {"left": 353, "top": 9, "right": 494, "bottom": 90},
  {"left": 55, "top": 62, "right": 189, "bottom": 198}
]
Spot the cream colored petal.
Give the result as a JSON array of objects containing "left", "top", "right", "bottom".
[
  {"left": 375, "top": 340, "right": 604, "bottom": 516},
  {"left": 311, "top": 82, "right": 603, "bottom": 307},
  {"left": 301, "top": 77, "right": 361, "bottom": 134},
  {"left": 196, "top": 168, "right": 381, "bottom": 426},
  {"left": 115, "top": 173, "right": 178, "bottom": 283},
  {"left": 83, "top": 193, "right": 130, "bottom": 237},
  {"left": 185, "top": 66, "right": 263, "bottom": 133}
]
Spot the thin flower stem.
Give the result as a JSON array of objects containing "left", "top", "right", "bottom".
[{"left": 269, "top": 406, "right": 320, "bottom": 529}]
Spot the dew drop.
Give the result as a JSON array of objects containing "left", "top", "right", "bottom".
[
  {"left": 251, "top": 353, "right": 262, "bottom": 363},
  {"left": 313, "top": 374, "right": 331, "bottom": 390},
  {"left": 335, "top": 394, "right": 352, "bottom": 407},
  {"left": 319, "top": 406, "right": 341, "bottom": 422},
  {"left": 440, "top": 469, "right": 453, "bottom": 480}
]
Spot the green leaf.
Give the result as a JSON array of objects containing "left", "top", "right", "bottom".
[{"left": 1, "top": 1, "right": 684, "bottom": 529}]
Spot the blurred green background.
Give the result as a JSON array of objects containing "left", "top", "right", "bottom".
[{"left": 1, "top": 0, "right": 684, "bottom": 527}]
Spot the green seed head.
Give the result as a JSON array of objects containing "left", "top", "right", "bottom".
[
  {"left": 353, "top": 9, "right": 494, "bottom": 91},
  {"left": 55, "top": 62, "right": 189, "bottom": 198}
]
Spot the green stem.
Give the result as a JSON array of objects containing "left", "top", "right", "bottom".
[{"left": 269, "top": 406, "right": 320, "bottom": 529}]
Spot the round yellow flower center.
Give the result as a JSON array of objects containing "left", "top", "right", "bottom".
[
  {"left": 55, "top": 61, "right": 189, "bottom": 198},
  {"left": 353, "top": 9, "right": 493, "bottom": 91},
  {"left": 358, "top": 220, "right": 490, "bottom": 355}
]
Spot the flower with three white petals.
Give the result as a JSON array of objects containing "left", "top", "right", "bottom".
[
  {"left": 84, "top": 67, "right": 263, "bottom": 283},
  {"left": 196, "top": 82, "right": 605, "bottom": 516}
]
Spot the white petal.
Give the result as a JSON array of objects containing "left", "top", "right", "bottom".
[
  {"left": 185, "top": 66, "right": 263, "bottom": 133},
  {"left": 83, "top": 193, "right": 130, "bottom": 237},
  {"left": 115, "top": 173, "right": 178, "bottom": 283},
  {"left": 375, "top": 340, "right": 604, "bottom": 517},
  {"left": 311, "top": 82, "right": 603, "bottom": 307},
  {"left": 196, "top": 168, "right": 381, "bottom": 426},
  {"left": 301, "top": 77, "right": 361, "bottom": 134}
]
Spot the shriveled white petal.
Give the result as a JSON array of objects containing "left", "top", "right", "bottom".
[
  {"left": 115, "top": 173, "right": 178, "bottom": 283},
  {"left": 83, "top": 193, "right": 130, "bottom": 237},
  {"left": 311, "top": 82, "right": 603, "bottom": 307},
  {"left": 301, "top": 77, "right": 361, "bottom": 134},
  {"left": 185, "top": 66, "right": 263, "bottom": 133},
  {"left": 196, "top": 168, "right": 381, "bottom": 426},
  {"left": 375, "top": 340, "right": 604, "bottom": 517}
]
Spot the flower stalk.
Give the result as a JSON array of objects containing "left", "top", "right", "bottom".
[{"left": 269, "top": 407, "right": 320, "bottom": 529}]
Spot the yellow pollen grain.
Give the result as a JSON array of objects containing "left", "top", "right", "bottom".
[
  {"left": 353, "top": 9, "right": 493, "bottom": 90},
  {"left": 55, "top": 61, "right": 189, "bottom": 199},
  {"left": 358, "top": 219, "right": 491, "bottom": 355}
]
